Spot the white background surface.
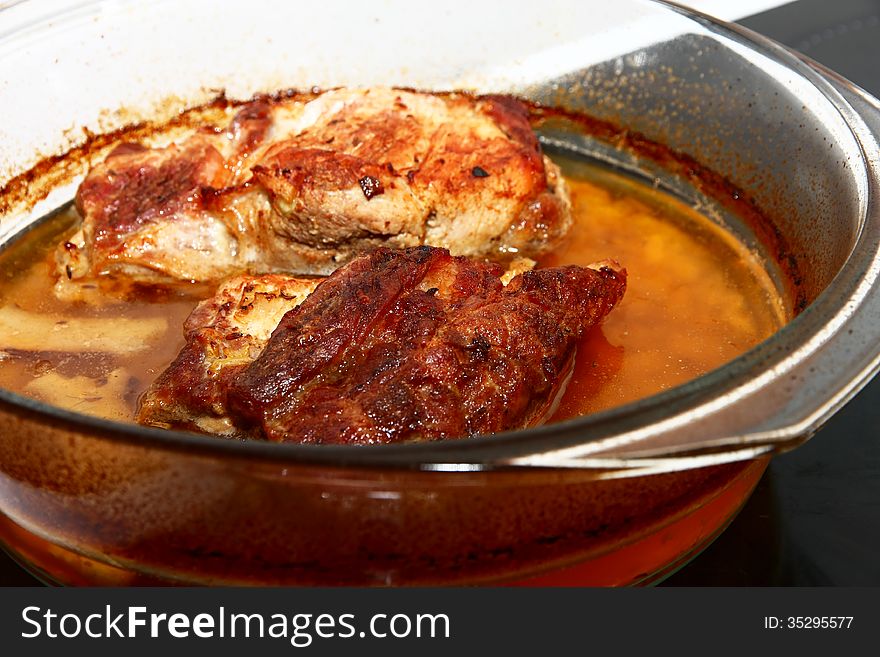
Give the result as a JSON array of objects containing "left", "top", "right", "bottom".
[
  {"left": 0, "top": 0, "right": 796, "bottom": 20},
  {"left": 676, "top": 0, "right": 794, "bottom": 20}
]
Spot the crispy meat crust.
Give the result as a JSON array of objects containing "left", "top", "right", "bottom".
[
  {"left": 60, "top": 88, "right": 572, "bottom": 287},
  {"left": 138, "top": 248, "right": 625, "bottom": 443},
  {"left": 222, "top": 246, "right": 626, "bottom": 444},
  {"left": 136, "top": 273, "right": 318, "bottom": 434}
]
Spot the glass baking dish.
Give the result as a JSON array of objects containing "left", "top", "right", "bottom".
[{"left": 0, "top": 0, "right": 878, "bottom": 585}]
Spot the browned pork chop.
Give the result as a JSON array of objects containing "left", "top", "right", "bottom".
[
  {"left": 138, "top": 247, "right": 625, "bottom": 444},
  {"left": 137, "top": 273, "right": 319, "bottom": 435},
  {"left": 59, "top": 88, "right": 571, "bottom": 290}
]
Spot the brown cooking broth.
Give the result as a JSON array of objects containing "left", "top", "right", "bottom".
[{"left": 0, "top": 156, "right": 787, "bottom": 428}]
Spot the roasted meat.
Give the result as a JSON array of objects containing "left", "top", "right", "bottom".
[
  {"left": 138, "top": 247, "right": 626, "bottom": 444},
  {"left": 137, "top": 273, "right": 319, "bottom": 435},
  {"left": 63, "top": 137, "right": 235, "bottom": 284},
  {"left": 60, "top": 88, "right": 571, "bottom": 289}
]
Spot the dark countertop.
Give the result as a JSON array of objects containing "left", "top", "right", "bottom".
[
  {"left": 665, "top": 0, "right": 880, "bottom": 586},
  {"left": 2, "top": 0, "right": 879, "bottom": 587}
]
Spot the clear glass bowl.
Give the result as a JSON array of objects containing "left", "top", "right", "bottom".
[{"left": 1, "top": 0, "right": 879, "bottom": 585}]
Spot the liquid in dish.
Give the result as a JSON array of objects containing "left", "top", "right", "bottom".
[
  {"left": 0, "top": 162, "right": 785, "bottom": 428},
  {"left": 0, "top": 90, "right": 787, "bottom": 442}
]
